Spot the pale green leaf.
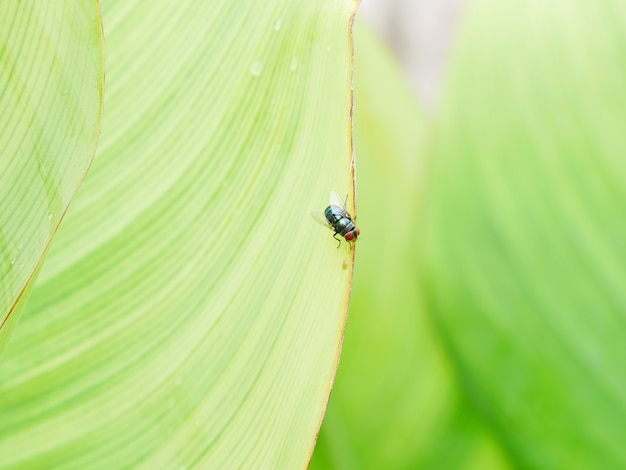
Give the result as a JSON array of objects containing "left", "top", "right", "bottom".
[
  {"left": 0, "top": 0, "right": 359, "bottom": 468},
  {"left": 0, "top": 2, "right": 104, "bottom": 352},
  {"left": 423, "top": 1, "right": 626, "bottom": 468}
]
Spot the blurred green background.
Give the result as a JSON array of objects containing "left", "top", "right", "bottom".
[{"left": 313, "top": 2, "right": 626, "bottom": 469}]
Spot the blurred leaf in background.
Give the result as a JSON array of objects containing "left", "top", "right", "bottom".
[
  {"left": 311, "top": 20, "right": 509, "bottom": 470},
  {"left": 0, "top": 0, "right": 359, "bottom": 467},
  {"left": 0, "top": 2, "right": 104, "bottom": 353},
  {"left": 315, "top": 0, "right": 626, "bottom": 469},
  {"left": 422, "top": 1, "right": 626, "bottom": 469}
]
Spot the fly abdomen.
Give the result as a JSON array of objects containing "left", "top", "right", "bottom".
[{"left": 325, "top": 205, "right": 345, "bottom": 225}]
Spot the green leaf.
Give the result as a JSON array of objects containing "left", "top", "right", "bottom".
[
  {"left": 422, "top": 2, "right": 626, "bottom": 468},
  {"left": 311, "top": 21, "right": 510, "bottom": 470},
  {"left": 0, "top": 2, "right": 105, "bottom": 352},
  {"left": 0, "top": 0, "right": 359, "bottom": 467}
]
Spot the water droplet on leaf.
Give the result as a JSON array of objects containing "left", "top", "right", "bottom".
[{"left": 250, "top": 62, "right": 263, "bottom": 77}]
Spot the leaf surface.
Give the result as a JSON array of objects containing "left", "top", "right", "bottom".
[
  {"left": 0, "top": 0, "right": 359, "bottom": 467},
  {"left": 0, "top": 2, "right": 104, "bottom": 352}
]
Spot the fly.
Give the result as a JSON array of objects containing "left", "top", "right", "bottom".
[{"left": 313, "top": 191, "right": 360, "bottom": 247}]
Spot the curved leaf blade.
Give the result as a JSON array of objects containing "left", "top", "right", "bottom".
[
  {"left": 0, "top": 2, "right": 104, "bottom": 350},
  {"left": 0, "top": 0, "right": 358, "bottom": 467}
]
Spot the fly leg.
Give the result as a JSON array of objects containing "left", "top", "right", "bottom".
[{"left": 333, "top": 232, "right": 342, "bottom": 248}]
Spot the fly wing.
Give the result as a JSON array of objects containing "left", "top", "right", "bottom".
[
  {"left": 329, "top": 190, "right": 346, "bottom": 209},
  {"left": 330, "top": 190, "right": 352, "bottom": 218},
  {"left": 311, "top": 210, "right": 333, "bottom": 230}
]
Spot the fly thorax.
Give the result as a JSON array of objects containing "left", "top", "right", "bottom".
[{"left": 335, "top": 218, "right": 351, "bottom": 232}]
